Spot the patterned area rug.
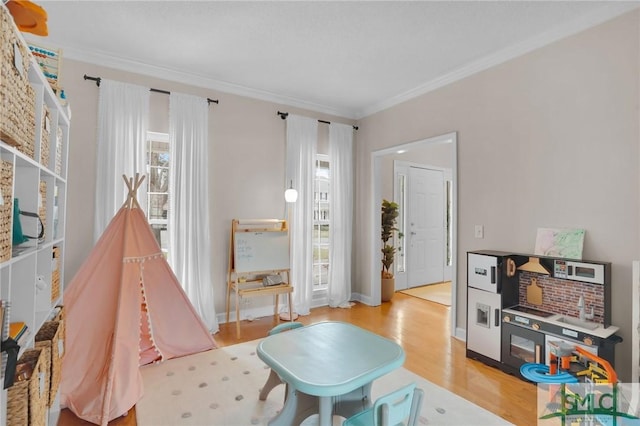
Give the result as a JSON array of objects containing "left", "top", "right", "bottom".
[
  {"left": 400, "top": 282, "right": 451, "bottom": 306},
  {"left": 137, "top": 339, "right": 512, "bottom": 425}
]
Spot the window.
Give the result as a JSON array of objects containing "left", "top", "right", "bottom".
[
  {"left": 146, "top": 131, "right": 170, "bottom": 255},
  {"left": 312, "top": 155, "right": 330, "bottom": 289}
]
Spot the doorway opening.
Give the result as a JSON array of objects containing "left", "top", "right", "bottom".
[{"left": 370, "top": 132, "right": 458, "bottom": 336}]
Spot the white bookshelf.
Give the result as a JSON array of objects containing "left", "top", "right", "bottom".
[{"left": 0, "top": 4, "right": 69, "bottom": 425}]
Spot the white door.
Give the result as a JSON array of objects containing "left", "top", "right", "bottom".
[{"left": 407, "top": 167, "right": 444, "bottom": 288}]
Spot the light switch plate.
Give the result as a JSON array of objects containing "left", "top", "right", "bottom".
[{"left": 475, "top": 225, "right": 484, "bottom": 238}]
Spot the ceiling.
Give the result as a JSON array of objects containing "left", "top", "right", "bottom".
[{"left": 24, "top": 1, "right": 639, "bottom": 119}]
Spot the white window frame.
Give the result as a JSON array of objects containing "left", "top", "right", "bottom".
[
  {"left": 146, "top": 131, "right": 170, "bottom": 253},
  {"left": 312, "top": 154, "right": 330, "bottom": 291}
]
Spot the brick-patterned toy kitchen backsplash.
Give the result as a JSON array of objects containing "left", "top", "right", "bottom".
[{"left": 517, "top": 271, "right": 604, "bottom": 324}]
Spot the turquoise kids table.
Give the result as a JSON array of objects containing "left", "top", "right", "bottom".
[{"left": 257, "top": 321, "right": 406, "bottom": 426}]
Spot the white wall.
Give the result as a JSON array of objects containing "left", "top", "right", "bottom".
[{"left": 355, "top": 10, "right": 639, "bottom": 380}]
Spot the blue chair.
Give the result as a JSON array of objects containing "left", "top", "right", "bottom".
[
  {"left": 258, "top": 322, "right": 304, "bottom": 401},
  {"left": 342, "top": 382, "right": 424, "bottom": 426}
]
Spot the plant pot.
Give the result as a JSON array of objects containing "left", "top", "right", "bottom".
[{"left": 381, "top": 277, "right": 395, "bottom": 302}]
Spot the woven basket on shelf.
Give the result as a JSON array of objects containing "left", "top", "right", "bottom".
[
  {"left": 55, "top": 126, "right": 62, "bottom": 175},
  {"left": 0, "top": 160, "right": 13, "bottom": 262},
  {"left": 0, "top": 6, "right": 36, "bottom": 156},
  {"left": 51, "top": 246, "right": 61, "bottom": 302},
  {"left": 6, "top": 373, "right": 27, "bottom": 426},
  {"left": 35, "top": 321, "right": 63, "bottom": 407},
  {"left": 53, "top": 305, "right": 65, "bottom": 342},
  {"left": 7, "top": 346, "right": 50, "bottom": 426},
  {"left": 40, "top": 104, "right": 50, "bottom": 167}
]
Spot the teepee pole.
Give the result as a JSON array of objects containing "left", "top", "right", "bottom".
[{"left": 121, "top": 173, "right": 146, "bottom": 210}]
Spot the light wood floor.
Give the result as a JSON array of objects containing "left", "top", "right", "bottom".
[{"left": 58, "top": 293, "right": 536, "bottom": 425}]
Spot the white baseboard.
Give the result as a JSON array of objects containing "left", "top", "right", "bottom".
[{"left": 350, "top": 292, "right": 375, "bottom": 306}]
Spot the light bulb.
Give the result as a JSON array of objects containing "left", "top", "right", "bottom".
[{"left": 284, "top": 180, "right": 298, "bottom": 203}]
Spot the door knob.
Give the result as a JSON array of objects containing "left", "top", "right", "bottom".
[{"left": 411, "top": 232, "right": 416, "bottom": 235}]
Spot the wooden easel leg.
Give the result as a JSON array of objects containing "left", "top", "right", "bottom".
[
  {"left": 235, "top": 292, "right": 241, "bottom": 339},
  {"left": 226, "top": 285, "right": 231, "bottom": 324}
]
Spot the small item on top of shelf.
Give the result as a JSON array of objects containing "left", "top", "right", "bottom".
[
  {"left": 5, "top": 0, "right": 48, "bottom": 36},
  {"left": 59, "top": 88, "right": 71, "bottom": 119},
  {"left": 27, "top": 41, "right": 62, "bottom": 92}
]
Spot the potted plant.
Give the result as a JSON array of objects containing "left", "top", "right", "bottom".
[{"left": 381, "top": 199, "right": 400, "bottom": 302}]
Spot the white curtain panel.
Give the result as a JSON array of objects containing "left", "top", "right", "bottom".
[
  {"left": 94, "top": 79, "right": 149, "bottom": 241},
  {"left": 328, "top": 123, "right": 354, "bottom": 308},
  {"left": 168, "top": 92, "right": 218, "bottom": 332},
  {"left": 286, "top": 115, "right": 318, "bottom": 316}
]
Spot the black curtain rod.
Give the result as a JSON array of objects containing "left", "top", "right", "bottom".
[
  {"left": 277, "top": 111, "right": 358, "bottom": 130},
  {"left": 83, "top": 74, "right": 219, "bottom": 105}
]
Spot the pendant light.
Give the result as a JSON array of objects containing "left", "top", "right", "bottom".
[{"left": 284, "top": 180, "right": 298, "bottom": 203}]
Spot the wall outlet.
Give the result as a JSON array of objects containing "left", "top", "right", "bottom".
[{"left": 475, "top": 225, "right": 484, "bottom": 239}]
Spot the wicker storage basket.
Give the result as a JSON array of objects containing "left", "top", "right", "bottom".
[
  {"left": 51, "top": 246, "right": 60, "bottom": 302},
  {"left": 53, "top": 305, "right": 64, "bottom": 342},
  {"left": 39, "top": 180, "right": 46, "bottom": 239},
  {"left": 0, "top": 160, "right": 13, "bottom": 262},
  {"left": 7, "top": 346, "right": 50, "bottom": 426},
  {"left": 55, "top": 126, "right": 62, "bottom": 176},
  {"left": 0, "top": 6, "right": 36, "bottom": 156},
  {"left": 34, "top": 321, "right": 63, "bottom": 407},
  {"left": 40, "top": 105, "right": 50, "bottom": 167},
  {"left": 6, "top": 372, "right": 27, "bottom": 426}
]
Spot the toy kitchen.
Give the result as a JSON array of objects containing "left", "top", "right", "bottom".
[{"left": 466, "top": 250, "right": 622, "bottom": 381}]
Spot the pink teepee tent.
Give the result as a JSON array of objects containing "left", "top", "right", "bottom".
[{"left": 61, "top": 175, "right": 216, "bottom": 425}]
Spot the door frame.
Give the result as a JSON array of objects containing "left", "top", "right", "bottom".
[{"left": 370, "top": 132, "right": 458, "bottom": 336}]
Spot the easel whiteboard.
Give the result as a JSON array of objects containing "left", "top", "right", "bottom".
[{"left": 234, "top": 231, "right": 290, "bottom": 273}]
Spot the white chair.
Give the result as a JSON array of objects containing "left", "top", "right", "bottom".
[
  {"left": 258, "top": 322, "right": 304, "bottom": 401},
  {"left": 342, "top": 382, "right": 424, "bottom": 426}
]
